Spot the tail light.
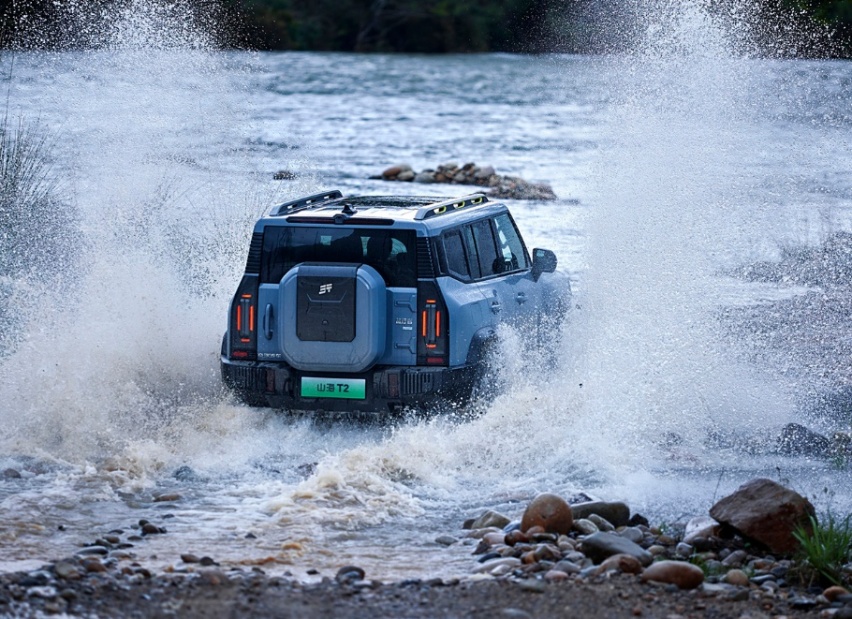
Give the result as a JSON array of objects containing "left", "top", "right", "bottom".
[
  {"left": 417, "top": 281, "right": 448, "bottom": 366},
  {"left": 229, "top": 275, "right": 259, "bottom": 360}
]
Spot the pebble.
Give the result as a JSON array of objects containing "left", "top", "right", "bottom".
[
  {"left": 516, "top": 579, "right": 546, "bottom": 593},
  {"left": 580, "top": 532, "right": 652, "bottom": 566},
  {"left": 505, "top": 530, "right": 529, "bottom": 546},
  {"left": 573, "top": 519, "right": 599, "bottom": 535},
  {"left": 471, "top": 558, "right": 521, "bottom": 574},
  {"left": 153, "top": 493, "right": 182, "bottom": 503},
  {"left": 469, "top": 510, "right": 511, "bottom": 530},
  {"left": 435, "top": 535, "right": 457, "bottom": 546},
  {"left": 618, "top": 527, "right": 645, "bottom": 544},
  {"left": 596, "top": 553, "right": 644, "bottom": 575},
  {"left": 2, "top": 468, "right": 22, "bottom": 479},
  {"left": 77, "top": 546, "right": 109, "bottom": 556},
  {"left": 54, "top": 561, "right": 81, "bottom": 580},
  {"left": 588, "top": 514, "right": 615, "bottom": 532},
  {"left": 675, "top": 542, "right": 693, "bottom": 557},
  {"left": 721, "top": 550, "right": 748, "bottom": 567},
  {"left": 335, "top": 566, "right": 365, "bottom": 584},
  {"left": 641, "top": 561, "right": 705, "bottom": 590},
  {"left": 824, "top": 585, "right": 851, "bottom": 602},
  {"left": 722, "top": 569, "right": 750, "bottom": 587},
  {"left": 141, "top": 523, "right": 163, "bottom": 535}
]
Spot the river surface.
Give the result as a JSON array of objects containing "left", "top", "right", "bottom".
[{"left": 1, "top": 4, "right": 852, "bottom": 581}]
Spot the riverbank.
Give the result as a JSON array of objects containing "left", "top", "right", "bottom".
[{"left": 3, "top": 479, "right": 850, "bottom": 618}]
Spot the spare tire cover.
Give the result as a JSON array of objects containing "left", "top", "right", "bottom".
[{"left": 279, "top": 263, "right": 386, "bottom": 372}]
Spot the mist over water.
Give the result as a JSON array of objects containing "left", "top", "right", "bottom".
[{"left": 1, "top": 0, "right": 851, "bottom": 578}]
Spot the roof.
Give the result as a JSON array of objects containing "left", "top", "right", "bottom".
[{"left": 258, "top": 190, "right": 502, "bottom": 227}]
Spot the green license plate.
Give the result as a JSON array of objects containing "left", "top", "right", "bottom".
[{"left": 300, "top": 377, "right": 366, "bottom": 400}]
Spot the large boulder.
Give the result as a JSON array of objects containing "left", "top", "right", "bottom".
[
  {"left": 709, "top": 478, "right": 815, "bottom": 554},
  {"left": 520, "top": 493, "right": 574, "bottom": 535}
]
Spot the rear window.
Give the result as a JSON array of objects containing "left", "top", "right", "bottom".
[{"left": 261, "top": 227, "right": 417, "bottom": 287}]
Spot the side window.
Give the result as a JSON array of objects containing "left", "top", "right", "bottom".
[
  {"left": 442, "top": 229, "right": 471, "bottom": 280},
  {"left": 493, "top": 213, "right": 530, "bottom": 272},
  {"left": 462, "top": 225, "right": 481, "bottom": 279},
  {"left": 471, "top": 219, "right": 500, "bottom": 277}
]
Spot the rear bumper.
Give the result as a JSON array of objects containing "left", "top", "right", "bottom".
[{"left": 221, "top": 357, "right": 479, "bottom": 413}]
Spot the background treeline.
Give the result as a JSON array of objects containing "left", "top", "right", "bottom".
[{"left": 0, "top": 0, "right": 850, "bottom": 56}]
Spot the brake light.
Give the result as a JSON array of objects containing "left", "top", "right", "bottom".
[
  {"left": 417, "top": 284, "right": 448, "bottom": 365},
  {"left": 230, "top": 275, "right": 259, "bottom": 360}
]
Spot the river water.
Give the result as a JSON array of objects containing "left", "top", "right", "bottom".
[{"left": 1, "top": 2, "right": 852, "bottom": 581}]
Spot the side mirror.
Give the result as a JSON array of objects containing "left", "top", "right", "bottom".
[{"left": 531, "top": 248, "right": 557, "bottom": 281}]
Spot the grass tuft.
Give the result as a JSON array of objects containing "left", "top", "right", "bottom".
[{"left": 793, "top": 512, "right": 852, "bottom": 587}]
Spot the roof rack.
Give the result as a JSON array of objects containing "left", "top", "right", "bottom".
[
  {"left": 414, "top": 194, "right": 489, "bottom": 221},
  {"left": 271, "top": 190, "right": 343, "bottom": 216}
]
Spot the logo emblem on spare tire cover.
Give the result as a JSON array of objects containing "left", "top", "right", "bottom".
[{"left": 319, "top": 283, "right": 333, "bottom": 295}]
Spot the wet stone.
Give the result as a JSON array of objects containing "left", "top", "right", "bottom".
[
  {"left": 199, "top": 557, "right": 217, "bottom": 566},
  {"left": 335, "top": 566, "right": 365, "bottom": 584},
  {"left": 618, "top": 527, "right": 645, "bottom": 544},
  {"left": 587, "top": 514, "right": 615, "bottom": 532},
  {"left": 77, "top": 546, "right": 109, "bottom": 556},
  {"left": 141, "top": 523, "right": 163, "bottom": 535},
  {"left": 103, "top": 535, "right": 121, "bottom": 545},
  {"left": 54, "top": 562, "right": 81, "bottom": 581},
  {"left": 2, "top": 468, "right": 22, "bottom": 479},
  {"left": 435, "top": 535, "right": 457, "bottom": 546}
]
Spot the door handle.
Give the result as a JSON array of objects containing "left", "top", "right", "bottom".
[
  {"left": 491, "top": 300, "right": 502, "bottom": 314},
  {"left": 263, "top": 304, "right": 274, "bottom": 340},
  {"left": 516, "top": 292, "right": 527, "bottom": 304}
]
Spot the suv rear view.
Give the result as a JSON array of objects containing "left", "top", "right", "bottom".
[{"left": 221, "top": 190, "right": 569, "bottom": 412}]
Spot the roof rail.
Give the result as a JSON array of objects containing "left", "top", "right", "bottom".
[
  {"left": 271, "top": 190, "right": 343, "bottom": 216},
  {"left": 414, "top": 194, "right": 489, "bottom": 221}
]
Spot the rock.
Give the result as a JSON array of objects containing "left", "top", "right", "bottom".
[
  {"left": 335, "top": 566, "right": 365, "bottom": 584},
  {"left": 721, "top": 549, "right": 748, "bottom": 567},
  {"left": 521, "top": 494, "right": 574, "bottom": 535},
  {"left": 553, "top": 560, "right": 581, "bottom": 574},
  {"left": 474, "top": 165, "right": 495, "bottom": 179},
  {"left": 777, "top": 423, "right": 831, "bottom": 456},
  {"left": 573, "top": 519, "right": 599, "bottom": 535},
  {"left": 641, "top": 561, "right": 704, "bottom": 589},
  {"left": 273, "top": 170, "right": 297, "bottom": 181},
  {"left": 2, "top": 468, "right": 22, "bottom": 479},
  {"left": 618, "top": 527, "right": 645, "bottom": 544},
  {"left": 483, "top": 531, "right": 506, "bottom": 545},
  {"left": 153, "top": 493, "right": 182, "bottom": 503},
  {"left": 381, "top": 164, "right": 411, "bottom": 180},
  {"left": 471, "top": 557, "right": 520, "bottom": 574},
  {"left": 81, "top": 558, "right": 106, "bottom": 573},
  {"left": 824, "top": 585, "right": 850, "bottom": 602},
  {"left": 173, "top": 465, "right": 197, "bottom": 481},
  {"left": 683, "top": 515, "right": 720, "bottom": 544},
  {"left": 181, "top": 554, "right": 200, "bottom": 563},
  {"left": 516, "top": 579, "right": 546, "bottom": 593},
  {"left": 76, "top": 546, "right": 109, "bottom": 556},
  {"left": 470, "top": 510, "right": 511, "bottom": 530},
  {"left": 413, "top": 171, "right": 436, "bottom": 183},
  {"left": 570, "top": 501, "right": 631, "bottom": 527},
  {"left": 396, "top": 170, "right": 415, "bottom": 182},
  {"left": 54, "top": 561, "right": 81, "bottom": 580},
  {"left": 504, "top": 530, "right": 529, "bottom": 546},
  {"left": 709, "top": 478, "right": 815, "bottom": 554},
  {"left": 199, "top": 556, "right": 217, "bottom": 566},
  {"left": 596, "top": 553, "right": 644, "bottom": 575},
  {"left": 579, "top": 532, "right": 652, "bottom": 566},
  {"left": 141, "top": 523, "right": 163, "bottom": 535},
  {"left": 587, "top": 514, "right": 615, "bottom": 532},
  {"left": 675, "top": 542, "right": 693, "bottom": 557},
  {"left": 435, "top": 535, "right": 457, "bottom": 546},
  {"left": 722, "top": 568, "right": 750, "bottom": 586}
]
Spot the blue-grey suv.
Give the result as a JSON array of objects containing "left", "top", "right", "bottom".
[{"left": 221, "top": 190, "right": 569, "bottom": 412}]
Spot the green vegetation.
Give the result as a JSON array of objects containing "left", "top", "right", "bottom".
[
  {"left": 0, "top": 0, "right": 850, "bottom": 55},
  {"left": 793, "top": 513, "right": 852, "bottom": 586}
]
